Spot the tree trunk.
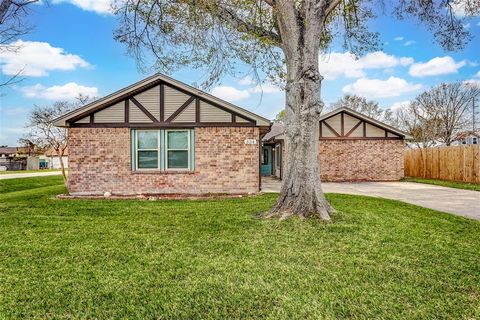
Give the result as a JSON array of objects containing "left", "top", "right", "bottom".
[
  {"left": 58, "top": 147, "right": 68, "bottom": 188},
  {"left": 268, "top": 52, "right": 334, "bottom": 220},
  {"left": 264, "top": 0, "right": 335, "bottom": 219}
]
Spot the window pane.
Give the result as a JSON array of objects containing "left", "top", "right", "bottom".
[
  {"left": 138, "top": 151, "right": 158, "bottom": 169},
  {"left": 167, "top": 131, "right": 188, "bottom": 149},
  {"left": 167, "top": 150, "right": 188, "bottom": 168},
  {"left": 137, "top": 131, "right": 158, "bottom": 149}
]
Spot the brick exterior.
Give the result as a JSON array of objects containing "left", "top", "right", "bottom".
[
  {"left": 319, "top": 140, "right": 404, "bottom": 181},
  {"left": 67, "top": 127, "right": 260, "bottom": 196},
  {"left": 275, "top": 139, "right": 404, "bottom": 182}
]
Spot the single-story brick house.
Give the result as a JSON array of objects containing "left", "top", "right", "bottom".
[
  {"left": 54, "top": 73, "right": 271, "bottom": 196},
  {"left": 262, "top": 107, "right": 411, "bottom": 181}
]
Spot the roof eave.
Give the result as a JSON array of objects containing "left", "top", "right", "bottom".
[
  {"left": 321, "top": 106, "right": 411, "bottom": 139},
  {"left": 53, "top": 73, "right": 271, "bottom": 127}
]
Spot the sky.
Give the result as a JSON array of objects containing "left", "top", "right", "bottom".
[{"left": 0, "top": 1, "right": 479, "bottom": 146}]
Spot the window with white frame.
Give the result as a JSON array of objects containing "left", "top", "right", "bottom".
[
  {"left": 166, "top": 130, "right": 190, "bottom": 169},
  {"left": 133, "top": 129, "right": 194, "bottom": 171}
]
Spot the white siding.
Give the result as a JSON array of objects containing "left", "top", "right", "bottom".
[
  {"left": 129, "top": 103, "right": 153, "bottom": 122},
  {"left": 350, "top": 124, "right": 364, "bottom": 137},
  {"left": 387, "top": 131, "right": 400, "bottom": 138},
  {"left": 324, "top": 114, "right": 341, "bottom": 135},
  {"left": 94, "top": 101, "right": 125, "bottom": 123},
  {"left": 344, "top": 114, "right": 360, "bottom": 133},
  {"left": 134, "top": 85, "right": 160, "bottom": 120},
  {"left": 75, "top": 116, "right": 90, "bottom": 124},
  {"left": 200, "top": 101, "right": 232, "bottom": 122},
  {"left": 164, "top": 85, "right": 191, "bottom": 120},
  {"left": 321, "top": 122, "right": 337, "bottom": 137},
  {"left": 366, "top": 123, "right": 385, "bottom": 137},
  {"left": 172, "top": 101, "right": 196, "bottom": 122},
  {"left": 236, "top": 116, "right": 251, "bottom": 123}
]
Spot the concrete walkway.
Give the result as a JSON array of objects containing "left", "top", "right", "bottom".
[
  {"left": 0, "top": 171, "right": 62, "bottom": 180},
  {"left": 261, "top": 177, "right": 480, "bottom": 220}
]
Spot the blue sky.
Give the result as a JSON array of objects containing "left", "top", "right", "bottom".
[{"left": 0, "top": 1, "right": 479, "bottom": 146}]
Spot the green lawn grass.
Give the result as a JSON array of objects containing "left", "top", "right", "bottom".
[
  {"left": 404, "top": 176, "right": 480, "bottom": 191},
  {"left": 0, "top": 169, "right": 61, "bottom": 174},
  {"left": 1, "top": 176, "right": 479, "bottom": 319}
]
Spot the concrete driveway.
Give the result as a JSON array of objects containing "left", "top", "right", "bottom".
[
  {"left": 0, "top": 171, "right": 62, "bottom": 180},
  {"left": 261, "top": 177, "right": 480, "bottom": 220}
]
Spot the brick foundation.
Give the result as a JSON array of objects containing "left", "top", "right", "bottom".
[
  {"left": 319, "top": 140, "right": 404, "bottom": 181},
  {"left": 67, "top": 127, "right": 260, "bottom": 196}
]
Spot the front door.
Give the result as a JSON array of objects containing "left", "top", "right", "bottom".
[
  {"left": 274, "top": 143, "right": 282, "bottom": 178},
  {"left": 261, "top": 146, "right": 273, "bottom": 176}
]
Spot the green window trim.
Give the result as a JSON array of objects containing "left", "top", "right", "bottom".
[
  {"left": 165, "top": 129, "right": 191, "bottom": 170},
  {"left": 131, "top": 129, "right": 195, "bottom": 172}
]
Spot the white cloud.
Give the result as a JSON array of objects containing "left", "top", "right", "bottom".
[
  {"left": 409, "top": 56, "right": 466, "bottom": 77},
  {"left": 474, "top": 70, "right": 480, "bottom": 78},
  {"left": 248, "top": 83, "right": 282, "bottom": 94},
  {"left": 404, "top": 40, "right": 416, "bottom": 46},
  {"left": 342, "top": 77, "right": 422, "bottom": 98},
  {"left": 319, "top": 51, "right": 414, "bottom": 80},
  {"left": 463, "top": 22, "right": 471, "bottom": 29},
  {"left": 52, "top": 0, "right": 112, "bottom": 14},
  {"left": 0, "top": 40, "right": 90, "bottom": 77},
  {"left": 390, "top": 101, "right": 410, "bottom": 112},
  {"left": 239, "top": 76, "right": 254, "bottom": 85},
  {"left": 21, "top": 82, "right": 98, "bottom": 100},
  {"left": 394, "top": 36, "right": 404, "bottom": 41},
  {"left": 211, "top": 86, "right": 250, "bottom": 101}
]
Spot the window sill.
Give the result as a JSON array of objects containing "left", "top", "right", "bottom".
[{"left": 132, "top": 170, "right": 195, "bottom": 175}]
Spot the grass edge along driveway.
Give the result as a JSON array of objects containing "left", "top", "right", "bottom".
[
  {"left": 404, "top": 176, "right": 480, "bottom": 191},
  {"left": 1, "top": 176, "right": 479, "bottom": 319}
]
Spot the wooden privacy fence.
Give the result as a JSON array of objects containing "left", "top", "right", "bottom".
[{"left": 404, "top": 145, "right": 480, "bottom": 183}]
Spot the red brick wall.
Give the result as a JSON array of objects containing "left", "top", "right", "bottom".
[
  {"left": 278, "top": 139, "right": 404, "bottom": 181},
  {"left": 318, "top": 140, "right": 404, "bottom": 181},
  {"left": 67, "top": 127, "right": 260, "bottom": 196}
]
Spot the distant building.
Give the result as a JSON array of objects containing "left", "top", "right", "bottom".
[
  {"left": 452, "top": 130, "right": 479, "bottom": 145},
  {"left": 26, "top": 149, "right": 69, "bottom": 170},
  {"left": 0, "top": 147, "right": 27, "bottom": 171}
]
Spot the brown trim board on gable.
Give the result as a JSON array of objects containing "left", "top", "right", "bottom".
[
  {"left": 54, "top": 73, "right": 271, "bottom": 128},
  {"left": 318, "top": 108, "right": 406, "bottom": 140}
]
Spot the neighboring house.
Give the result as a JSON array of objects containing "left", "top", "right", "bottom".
[
  {"left": 452, "top": 130, "right": 479, "bottom": 145},
  {"left": 26, "top": 149, "right": 69, "bottom": 170},
  {"left": 54, "top": 73, "right": 271, "bottom": 196},
  {"left": 0, "top": 147, "right": 26, "bottom": 171},
  {"left": 45, "top": 148, "right": 69, "bottom": 170},
  {"left": 262, "top": 107, "right": 411, "bottom": 181}
]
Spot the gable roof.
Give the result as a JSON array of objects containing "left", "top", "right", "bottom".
[
  {"left": 0, "top": 147, "right": 19, "bottom": 155},
  {"left": 263, "top": 106, "right": 412, "bottom": 140},
  {"left": 262, "top": 122, "right": 285, "bottom": 141},
  {"left": 454, "top": 130, "right": 480, "bottom": 140},
  {"left": 53, "top": 73, "right": 271, "bottom": 127},
  {"left": 321, "top": 107, "right": 411, "bottom": 138}
]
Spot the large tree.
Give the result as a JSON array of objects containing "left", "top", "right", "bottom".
[
  {"left": 395, "top": 102, "right": 442, "bottom": 148},
  {"left": 114, "top": 0, "right": 478, "bottom": 219},
  {"left": 412, "top": 82, "right": 480, "bottom": 146},
  {"left": 331, "top": 94, "right": 384, "bottom": 120}
]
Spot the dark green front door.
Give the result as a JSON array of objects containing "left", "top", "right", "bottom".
[{"left": 261, "top": 146, "right": 272, "bottom": 176}]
